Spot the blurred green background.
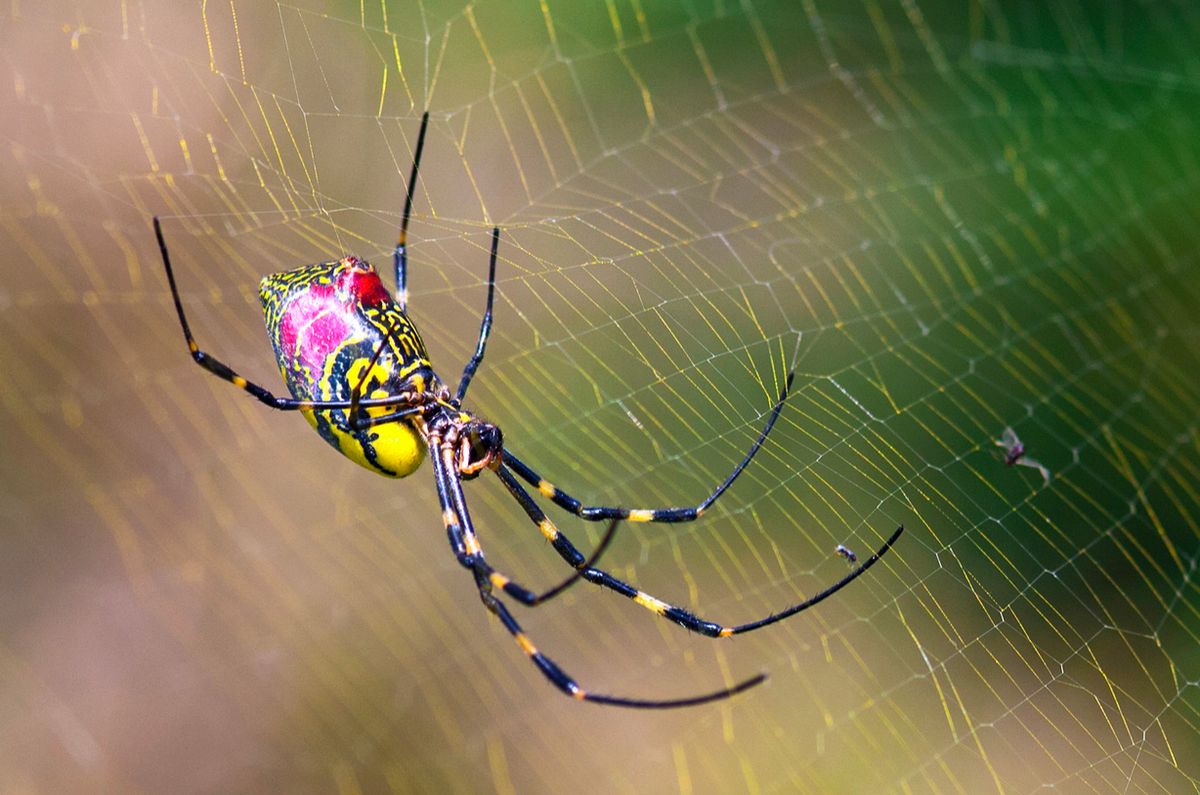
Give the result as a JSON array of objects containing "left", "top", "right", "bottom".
[{"left": 2, "top": 1, "right": 1198, "bottom": 792}]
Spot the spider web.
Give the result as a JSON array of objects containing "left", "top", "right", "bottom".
[{"left": 2, "top": 1, "right": 1199, "bottom": 792}]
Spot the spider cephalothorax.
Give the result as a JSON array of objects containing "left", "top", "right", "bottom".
[{"left": 155, "top": 111, "right": 903, "bottom": 709}]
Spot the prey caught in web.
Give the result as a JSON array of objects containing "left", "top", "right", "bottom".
[
  {"left": 994, "top": 426, "right": 1052, "bottom": 487},
  {"left": 153, "top": 112, "right": 904, "bottom": 709}
]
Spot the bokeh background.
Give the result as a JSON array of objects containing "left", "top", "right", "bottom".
[{"left": 2, "top": 1, "right": 1199, "bottom": 792}]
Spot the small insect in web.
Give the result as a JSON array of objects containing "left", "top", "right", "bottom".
[
  {"left": 154, "top": 112, "right": 904, "bottom": 709},
  {"left": 835, "top": 544, "right": 857, "bottom": 564},
  {"left": 994, "top": 426, "right": 1052, "bottom": 487}
]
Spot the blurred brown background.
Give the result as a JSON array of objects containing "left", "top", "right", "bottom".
[{"left": 2, "top": 1, "right": 1199, "bottom": 792}]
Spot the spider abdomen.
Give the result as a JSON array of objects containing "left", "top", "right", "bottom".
[{"left": 259, "top": 257, "right": 433, "bottom": 478}]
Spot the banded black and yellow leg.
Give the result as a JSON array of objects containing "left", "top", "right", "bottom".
[
  {"left": 430, "top": 441, "right": 480, "bottom": 567},
  {"left": 454, "top": 227, "right": 499, "bottom": 403},
  {"left": 493, "top": 465, "right": 588, "bottom": 568},
  {"left": 156, "top": 216, "right": 421, "bottom": 415},
  {"left": 476, "top": 586, "right": 766, "bottom": 709},
  {"left": 494, "top": 464, "right": 721, "bottom": 628},
  {"left": 476, "top": 519, "right": 621, "bottom": 607},
  {"left": 394, "top": 111, "right": 430, "bottom": 311},
  {"left": 502, "top": 372, "right": 794, "bottom": 524},
  {"left": 496, "top": 463, "right": 903, "bottom": 638},
  {"left": 713, "top": 524, "right": 904, "bottom": 636},
  {"left": 431, "top": 442, "right": 616, "bottom": 605},
  {"left": 433, "top": 443, "right": 764, "bottom": 706}
]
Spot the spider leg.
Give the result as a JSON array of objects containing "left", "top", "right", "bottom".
[
  {"left": 347, "top": 404, "right": 427, "bottom": 430},
  {"left": 394, "top": 111, "right": 430, "bottom": 311},
  {"left": 429, "top": 443, "right": 766, "bottom": 708},
  {"left": 155, "top": 216, "right": 421, "bottom": 414},
  {"left": 497, "top": 463, "right": 902, "bottom": 638},
  {"left": 477, "top": 585, "right": 765, "bottom": 709},
  {"left": 454, "top": 227, "right": 499, "bottom": 403},
  {"left": 502, "top": 372, "right": 794, "bottom": 523},
  {"left": 715, "top": 525, "right": 903, "bottom": 636},
  {"left": 432, "top": 443, "right": 615, "bottom": 605}
]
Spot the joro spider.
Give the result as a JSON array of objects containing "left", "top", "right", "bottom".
[{"left": 155, "top": 112, "right": 904, "bottom": 709}]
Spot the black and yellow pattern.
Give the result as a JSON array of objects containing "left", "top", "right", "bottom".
[
  {"left": 155, "top": 111, "right": 904, "bottom": 709},
  {"left": 258, "top": 257, "right": 433, "bottom": 477}
]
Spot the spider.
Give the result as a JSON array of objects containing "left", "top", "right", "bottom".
[{"left": 154, "top": 112, "right": 904, "bottom": 709}]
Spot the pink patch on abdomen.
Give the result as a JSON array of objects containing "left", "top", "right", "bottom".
[{"left": 278, "top": 284, "right": 355, "bottom": 378}]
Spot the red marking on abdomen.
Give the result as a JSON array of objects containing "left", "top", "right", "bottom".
[{"left": 348, "top": 267, "right": 390, "bottom": 307}]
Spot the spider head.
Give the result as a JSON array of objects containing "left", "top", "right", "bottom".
[{"left": 457, "top": 418, "right": 503, "bottom": 479}]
